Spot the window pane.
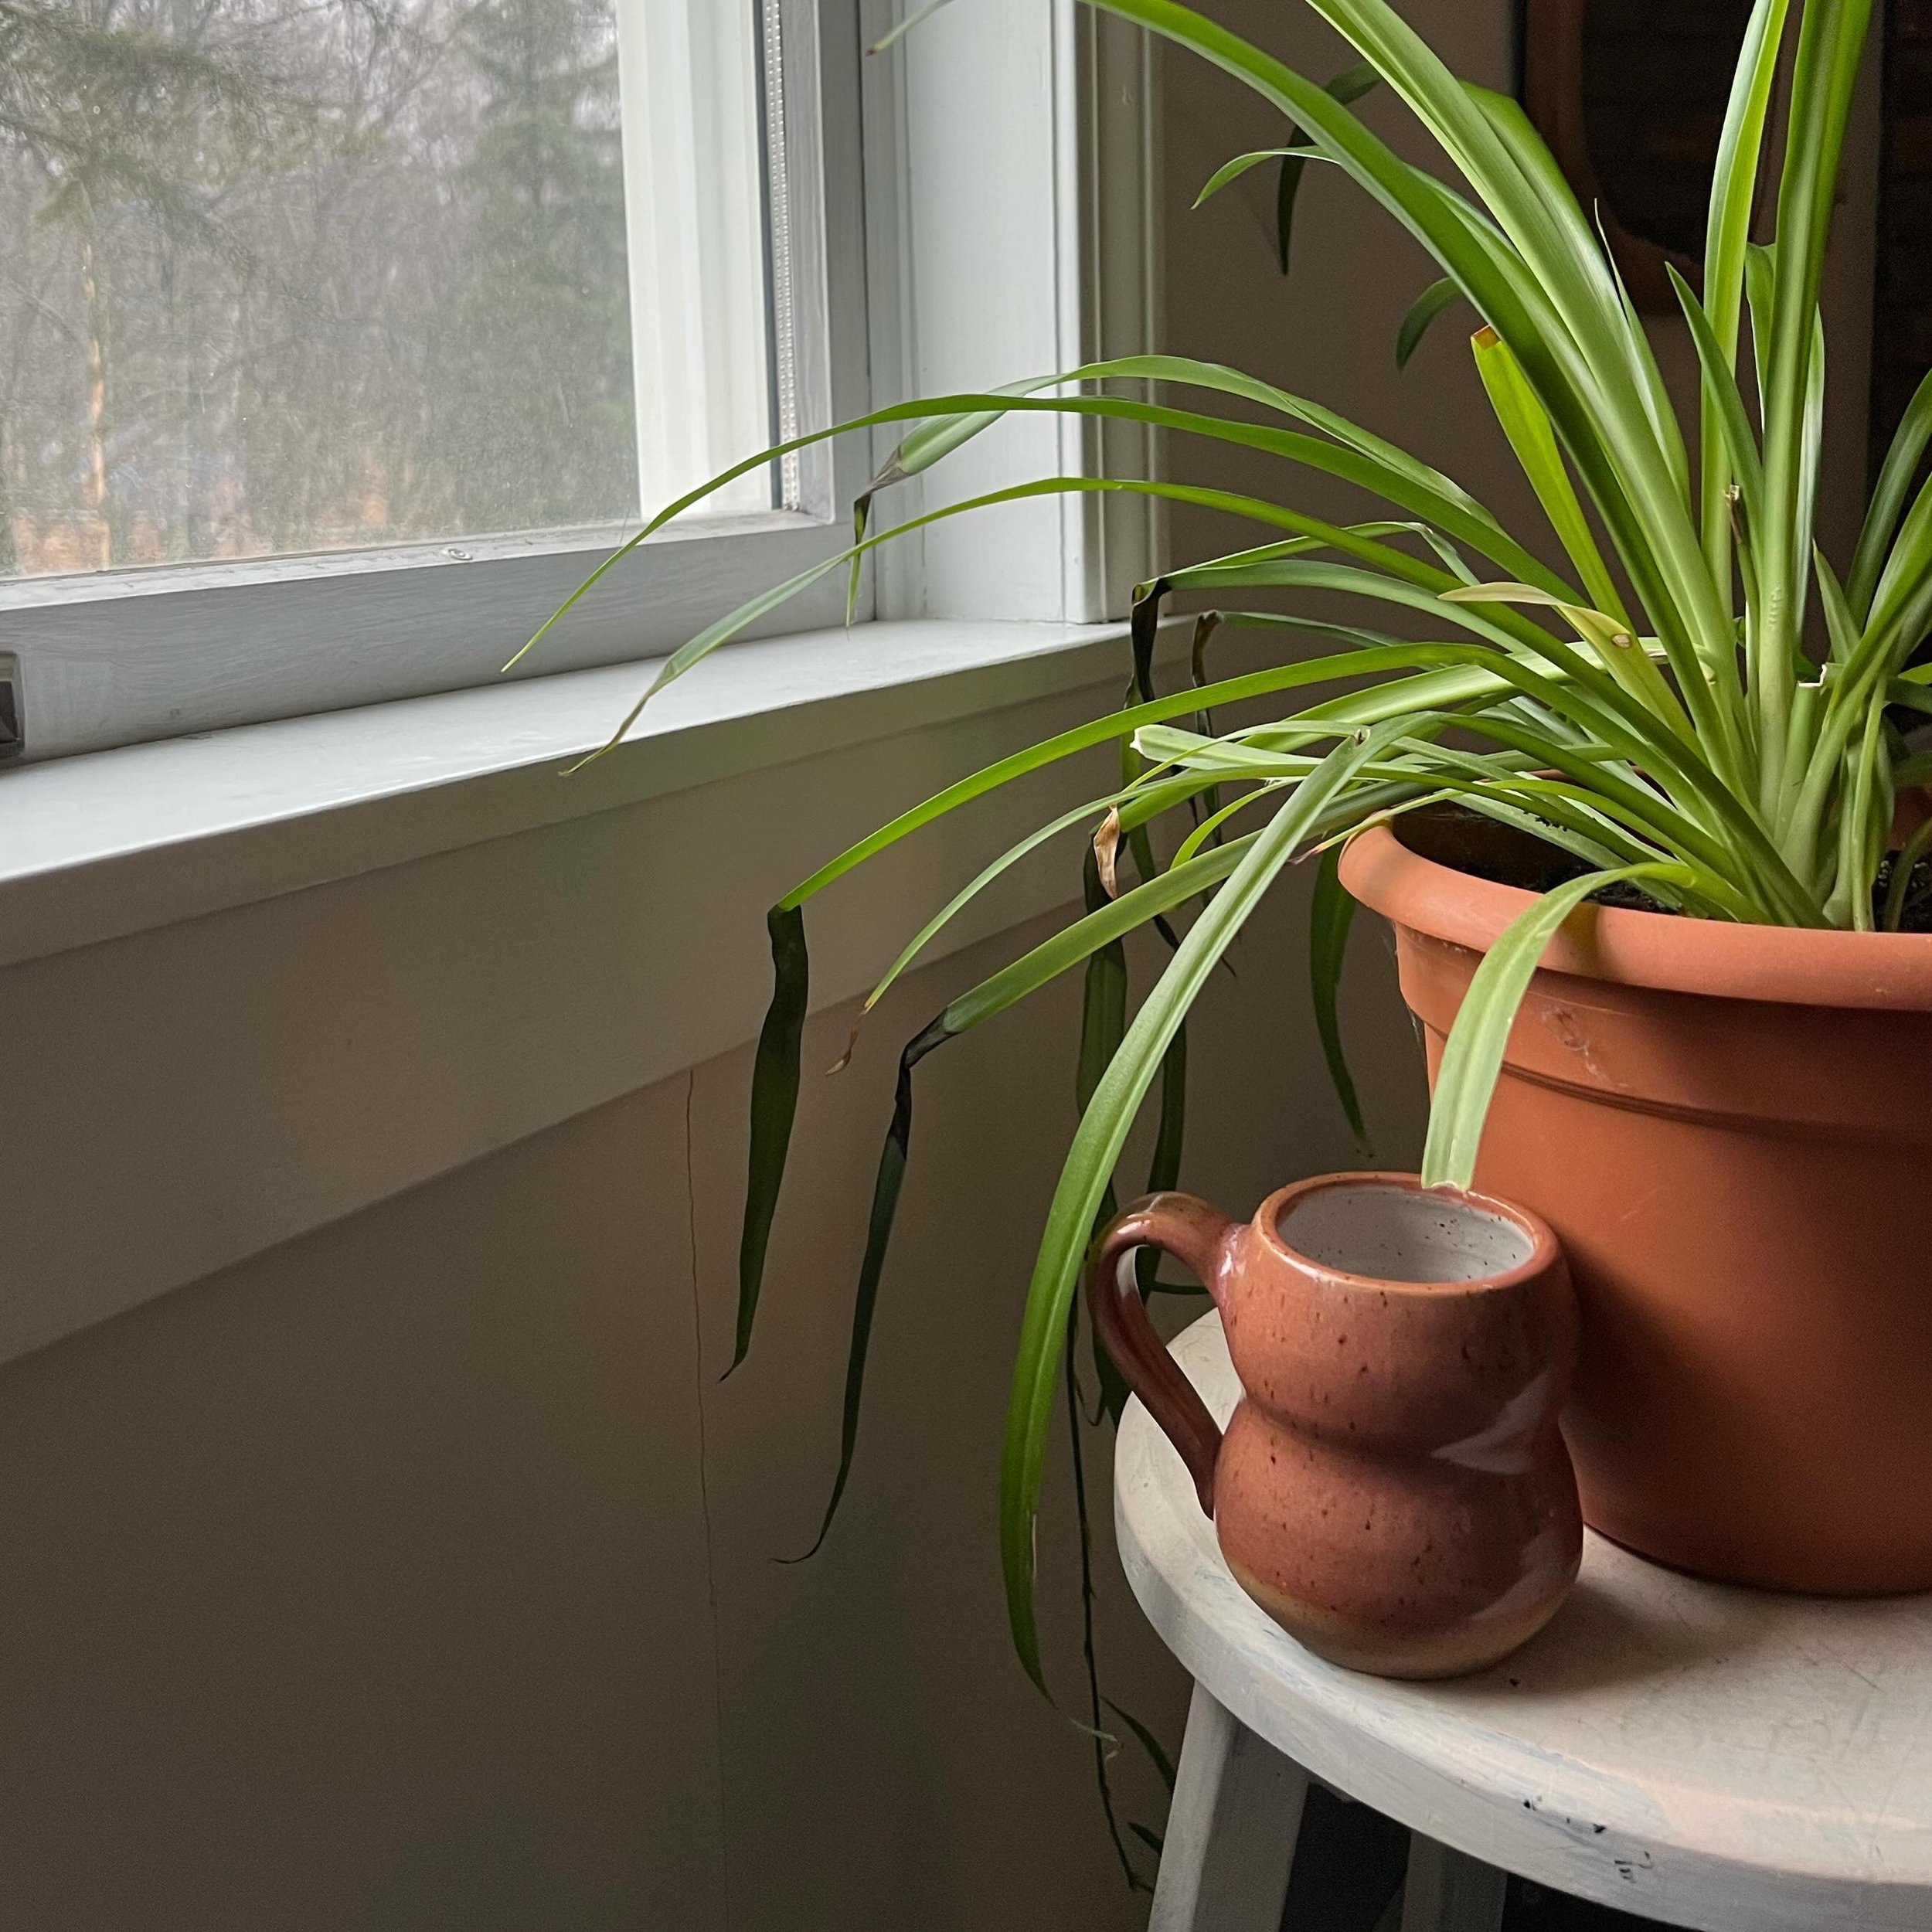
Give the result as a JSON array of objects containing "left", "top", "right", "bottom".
[{"left": 0, "top": 0, "right": 777, "bottom": 580}]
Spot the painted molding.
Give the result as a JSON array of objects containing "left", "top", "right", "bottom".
[
  {"left": 0, "top": 619, "right": 1162, "bottom": 970},
  {"left": 0, "top": 619, "right": 1180, "bottom": 1371},
  {"left": 868, "top": 0, "right": 1163, "bottom": 624}
]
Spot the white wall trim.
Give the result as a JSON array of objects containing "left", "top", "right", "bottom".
[
  {"left": 0, "top": 617, "right": 1175, "bottom": 971},
  {"left": 866, "top": 0, "right": 1163, "bottom": 624},
  {"left": 617, "top": 0, "right": 772, "bottom": 521},
  {"left": 1, "top": 615, "right": 1186, "bottom": 1374},
  {"left": 1072, "top": 5, "right": 1166, "bottom": 612}
]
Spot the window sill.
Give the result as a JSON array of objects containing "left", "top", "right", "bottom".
[
  {"left": 0, "top": 616, "right": 1147, "bottom": 971},
  {"left": 2, "top": 610, "right": 1193, "bottom": 1369}
]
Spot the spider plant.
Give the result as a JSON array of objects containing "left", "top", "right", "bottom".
[{"left": 535, "top": 0, "right": 1932, "bottom": 1714}]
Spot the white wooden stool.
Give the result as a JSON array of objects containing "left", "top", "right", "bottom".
[{"left": 1115, "top": 1311, "right": 1932, "bottom": 1932}]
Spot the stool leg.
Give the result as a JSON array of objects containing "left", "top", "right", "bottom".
[
  {"left": 1151, "top": 1682, "right": 1309, "bottom": 1932},
  {"left": 1398, "top": 1833, "right": 1509, "bottom": 1932}
]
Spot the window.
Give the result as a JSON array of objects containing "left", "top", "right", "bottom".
[
  {"left": 0, "top": 0, "right": 866, "bottom": 759},
  {"left": 0, "top": 0, "right": 1158, "bottom": 766}
]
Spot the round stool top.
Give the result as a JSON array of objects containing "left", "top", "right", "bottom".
[{"left": 1114, "top": 1311, "right": 1932, "bottom": 1932}]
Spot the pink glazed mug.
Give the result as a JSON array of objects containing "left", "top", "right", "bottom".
[{"left": 1090, "top": 1172, "right": 1582, "bottom": 1679}]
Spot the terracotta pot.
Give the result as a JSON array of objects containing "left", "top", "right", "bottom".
[
  {"left": 1088, "top": 1175, "right": 1581, "bottom": 1679},
  {"left": 1340, "top": 811, "right": 1932, "bottom": 1595}
]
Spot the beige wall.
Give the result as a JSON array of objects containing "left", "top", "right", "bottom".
[{"left": 0, "top": 881, "right": 1421, "bottom": 1928}]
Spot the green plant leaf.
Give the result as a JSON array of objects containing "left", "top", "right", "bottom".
[
  {"left": 589, "top": 464, "right": 1591, "bottom": 764},
  {"left": 1326, "top": 57, "right": 1381, "bottom": 104},
  {"left": 1277, "top": 63, "right": 1380, "bottom": 275},
  {"left": 1078, "top": 852, "right": 1198, "bottom": 1389},
  {"left": 516, "top": 357, "right": 1553, "bottom": 684},
  {"left": 734, "top": 906, "right": 810, "bottom": 1372},
  {"left": 1105, "top": 1699, "right": 1179, "bottom": 1794},
  {"left": 867, "top": 372, "right": 1053, "bottom": 492},
  {"left": 1440, "top": 577, "right": 1689, "bottom": 736},
  {"left": 1666, "top": 266, "right": 1765, "bottom": 540},
  {"left": 1129, "top": 1023, "right": 1196, "bottom": 1308},
  {"left": 1185, "top": 611, "right": 1227, "bottom": 842},
  {"left": 784, "top": 1035, "right": 926, "bottom": 1561},
  {"left": 778, "top": 641, "right": 1532, "bottom": 924},
  {"left": 1850, "top": 364, "right": 1932, "bottom": 621},
  {"left": 1835, "top": 704, "right": 1888, "bottom": 930},
  {"left": 1751, "top": 0, "right": 1877, "bottom": 807},
  {"left": 1396, "top": 277, "right": 1461, "bottom": 370},
  {"left": 1470, "top": 326, "right": 1628, "bottom": 628},
  {"left": 868, "top": 0, "right": 956, "bottom": 56},
  {"left": 1077, "top": 848, "right": 1131, "bottom": 1131},
  {"left": 1813, "top": 546, "right": 1862, "bottom": 668},
  {"left": 1862, "top": 471, "right": 1932, "bottom": 655},
  {"left": 781, "top": 828, "right": 1272, "bottom": 1549},
  {"left": 1422, "top": 862, "right": 1689, "bottom": 1188},
  {"left": 1168, "top": 554, "right": 1817, "bottom": 922},
  {"left": 1002, "top": 726, "right": 1403, "bottom": 1691},
  {"left": 1147, "top": 1025, "right": 1189, "bottom": 1199},
  {"left": 1701, "top": 0, "right": 1794, "bottom": 595},
  {"left": 1311, "top": 841, "right": 1372, "bottom": 1155},
  {"left": 1884, "top": 813, "right": 1932, "bottom": 931},
  {"left": 1193, "top": 145, "right": 1311, "bottom": 208},
  {"left": 1172, "top": 781, "right": 1288, "bottom": 860},
  {"left": 1063, "top": 1328, "right": 1153, "bottom": 1893},
  {"left": 861, "top": 352, "right": 1567, "bottom": 594},
  {"left": 845, "top": 775, "right": 1209, "bottom": 1059},
  {"left": 1794, "top": 307, "right": 1828, "bottom": 645},
  {"left": 1274, "top": 149, "right": 1310, "bottom": 277},
  {"left": 1465, "top": 80, "right": 1690, "bottom": 503}
]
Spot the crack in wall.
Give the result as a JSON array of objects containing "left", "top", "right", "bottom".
[{"left": 685, "top": 1068, "right": 734, "bottom": 1932}]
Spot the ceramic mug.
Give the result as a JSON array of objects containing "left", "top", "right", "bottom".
[{"left": 1089, "top": 1172, "right": 1583, "bottom": 1679}]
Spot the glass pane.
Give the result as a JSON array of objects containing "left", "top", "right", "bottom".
[{"left": 0, "top": 0, "right": 778, "bottom": 580}]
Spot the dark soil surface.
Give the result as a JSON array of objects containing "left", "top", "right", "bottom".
[
  {"left": 1393, "top": 801, "right": 1932, "bottom": 933},
  {"left": 1872, "top": 850, "right": 1932, "bottom": 933}
]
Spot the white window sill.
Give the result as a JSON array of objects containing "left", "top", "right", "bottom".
[{"left": 0, "top": 617, "right": 1148, "bottom": 971}]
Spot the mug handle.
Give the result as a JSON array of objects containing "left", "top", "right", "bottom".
[{"left": 1087, "top": 1192, "right": 1236, "bottom": 1519}]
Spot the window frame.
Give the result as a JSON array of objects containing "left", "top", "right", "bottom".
[
  {"left": 0, "top": 0, "right": 874, "bottom": 764},
  {"left": 1, "top": 0, "right": 1164, "bottom": 768}
]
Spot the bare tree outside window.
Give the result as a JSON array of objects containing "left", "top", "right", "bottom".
[{"left": 0, "top": 0, "right": 761, "bottom": 581}]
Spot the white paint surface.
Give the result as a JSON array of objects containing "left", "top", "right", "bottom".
[
  {"left": 617, "top": 0, "right": 772, "bottom": 518},
  {"left": 1117, "top": 1313, "right": 1932, "bottom": 1932},
  {"left": 0, "top": 618, "right": 1134, "bottom": 971},
  {"left": 1152, "top": 1682, "right": 1308, "bottom": 1932}
]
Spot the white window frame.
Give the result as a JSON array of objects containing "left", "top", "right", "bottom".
[
  {"left": 0, "top": 0, "right": 1160, "bottom": 766},
  {"left": 864, "top": 0, "right": 1162, "bottom": 628},
  {"left": 0, "top": 0, "right": 872, "bottom": 763}
]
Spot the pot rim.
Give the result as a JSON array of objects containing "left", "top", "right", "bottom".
[
  {"left": 1254, "top": 1170, "right": 1562, "bottom": 1298},
  {"left": 1338, "top": 821, "right": 1932, "bottom": 1011}
]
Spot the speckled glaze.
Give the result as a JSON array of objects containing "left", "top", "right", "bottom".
[{"left": 1088, "top": 1175, "right": 1581, "bottom": 1679}]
